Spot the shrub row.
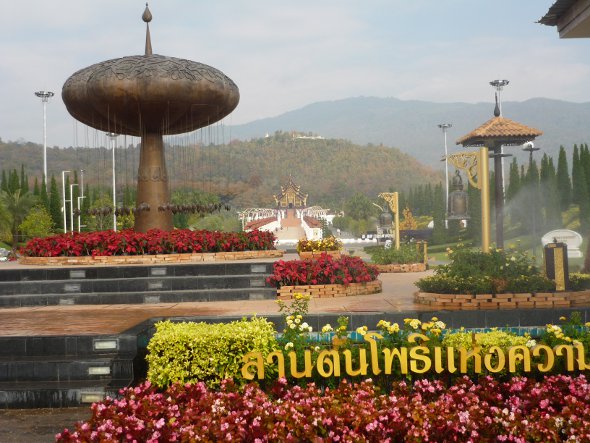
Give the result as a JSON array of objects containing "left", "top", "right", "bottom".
[{"left": 20, "top": 228, "right": 276, "bottom": 257}]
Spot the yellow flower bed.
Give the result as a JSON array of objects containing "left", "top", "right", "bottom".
[{"left": 297, "top": 236, "right": 343, "bottom": 252}]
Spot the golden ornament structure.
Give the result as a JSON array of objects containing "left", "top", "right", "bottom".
[{"left": 446, "top": 147, "right": 491, "bottom": 252}]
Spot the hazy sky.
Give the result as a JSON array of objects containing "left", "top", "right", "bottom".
[{"left": 1, "top": 0, "right": 588, "bottom": 148}]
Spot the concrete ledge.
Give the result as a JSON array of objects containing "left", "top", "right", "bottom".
[
  {"left": 415, "top": 289, "right": 590, "bottom": 310},
  {"left": 375, "top": 263, "right": 427, "bottom": 273},
  {"left": 19, "top": 250, "right": 284, "bottom": 266},
  {"left": 277, "top": 280, "right": 382, "bottom": 300}
]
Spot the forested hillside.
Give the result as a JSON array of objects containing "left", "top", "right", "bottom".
[{"left": 0, "top": 132, "right": 442, "bottom": 209}]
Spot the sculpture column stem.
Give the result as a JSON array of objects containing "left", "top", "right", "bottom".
[{"left": 135, "top": 132, "right": 172, "bottom": 232}]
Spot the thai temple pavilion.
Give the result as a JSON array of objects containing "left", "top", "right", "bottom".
[
  {"left": 239, "top": 177, "right": 332, "bottom": 243},
  {"left": 273, "top": 176, "right": 308, "bottom": 209}
]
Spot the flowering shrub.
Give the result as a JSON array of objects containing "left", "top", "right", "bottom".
[
  {"left": 20, "top": 228, "right": 275, "bottom": 257},
  {"left": 146, "top": 318, "right": 277, "bottom": 389},
  {"left": 296, "top": 236, "right": 342, "bottom": 252},
  {"left": 267, "top": 254, "right": 379, "bottom": 288},
  {"left": 56, "top": 375, "right": 590, "bottom": 442},
  {"left": 416, "top": 244, "right": 555, "bottom": 294}
]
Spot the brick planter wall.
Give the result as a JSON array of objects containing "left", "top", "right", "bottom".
[
  {"left": 375, "top": 263, "right": 427, "bottom": 273},
  {"left": 277, "top": 280, "right": 382, "bottom": 300},
  {"left": 415, "top": 289, "right": 590, "bottom": 310},
  {"left": 298, "top": 251, "right": 342, "bottom": 260},
  {"left": 19, "top": 250, "right": 284, "bottom": 266}
]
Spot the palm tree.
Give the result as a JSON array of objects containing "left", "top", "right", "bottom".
[{"left": 0, "top": 189, "right": 37, "bottom": 246}]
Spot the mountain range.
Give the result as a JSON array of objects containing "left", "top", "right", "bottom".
[{"left": 229, "top": 97, "right": 590, "bottom": 166}]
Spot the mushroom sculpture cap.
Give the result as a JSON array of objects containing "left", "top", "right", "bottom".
[{"left": 62, "top": 54, "right": 240, "bottom": 136}]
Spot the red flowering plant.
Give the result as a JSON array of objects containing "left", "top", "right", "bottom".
[
  {"left": 267, "top": 253, "right": 379, "bottom": 288},
  {"left": 56, "top": 375, "right": 590, "bottom": 442},
  {"left": 20, "top": 229, "right": 276, "bottom": 257}
]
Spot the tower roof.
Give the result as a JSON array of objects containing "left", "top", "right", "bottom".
[{"left": 456, "top": 116, "right": 543, "bottom": 147}]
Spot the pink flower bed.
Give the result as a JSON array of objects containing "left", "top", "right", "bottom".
[
  {"left": 57, "top": 375, "right": 590, "bottom": 442},
  {"left": 267, "top": 254, "right": 379, "bottom": 287},
  {"left": 20, "top": 229, "right": 275, "bottom": 257}
]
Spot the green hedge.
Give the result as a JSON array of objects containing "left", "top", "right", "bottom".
[
  {"left": 571, "top": 273, "right": 590, "bottom": 290},
  {"left": 146, "top": 318, "right": 277, "bottom": 388},
  {"left": 366, "top": 244, "right": 424, "bottom": 265}
]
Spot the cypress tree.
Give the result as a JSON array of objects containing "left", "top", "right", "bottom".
[
  {"left": 19, "top": 164, "right": 28, "bottom": 194},
  {"left": 1, "top": 170, "right": 6, "bottom": 192},
  {"left": 556, "top": 145, "right": 572, "bottom": 210},
  {"left": 49, "top": 175, "right": 62, "bottom": 231},
  {"left": 8, "top": 169, "right": 19, "bottom": 193},
  {"left": 506, "top": 158, "right": 520, "bottom": 201},
  {"left": 40, "top": 179, "right": 49, "bottom": 212},
  {"left": 33, "top": 177, "right": 39, "bottom": 197},
  {"left": 540, "top": 154, "right": 561, "bottom": 230},
  {"left": 572, "top": 145, "right": 582, "bottom": 204},
  {"left": 581, "top": 144, "right": 590, "bottom": 201},
  {"left": 572, "top": 145, "right": 590, "bottom": 230},
  {"left": 524, "top": 158, "right": 543, "bottom": 239}
]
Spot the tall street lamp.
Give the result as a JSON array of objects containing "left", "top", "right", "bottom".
[
  {"left": 61, "top": 170, "right": 70, "bottom": 233},
  {"left": 489, "top": 80, "right": 509, "bottom": 116},
  {"left": 70, "top": 183, "right": 78, "bottom": 233},
  {"left": 438, "top": 123, "right": 452, "bottom": 212},
  {"left": 107, "top": 133, "right": 118, "bottom": 231},
  {"left": 490, "top": 80, "right": 509, "bottom": 199},
  {"left": 35, "top": 91, "right": 54, "bottom": 185},
  {"left": 78, "top": 169, "right": 85, "bottom": 232}
]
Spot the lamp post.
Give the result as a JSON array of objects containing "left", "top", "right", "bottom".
[
  {"left": 438, "top": 123, "right": 452, "bottom": 212},
  {"left": 107, "top": 133, "right": 118, "bottom": 231},
  {"left": 61, "top": 170, "right": 70, "bottom": 233},
  {"left": 523, "top": 141, "right": 540, "bottom": 257},
  {"left": 70, "top": 183, "right": 78, "bottom": 233},
  {"left": 489, "top": 80, "right": 509, "bottom": 116},
  {"left": 34, "top": 91, "right": 54, "bottom": 186},
  {"left": 78, "top": 169, "right": 85, "bottom": 232},
  {"left": 490, "top": 80, "right": 509, "bottom": 200}
]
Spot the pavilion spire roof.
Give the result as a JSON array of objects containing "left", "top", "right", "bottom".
[{"left": 456, "top": 116, "right": 543, "bottom": 147}]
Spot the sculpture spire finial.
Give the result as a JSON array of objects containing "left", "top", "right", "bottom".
[
  {"left": 143, "top": 3, "right": 153, "bottom": 55},
  {"left": 494, "top": 92, "right": 501, "bottom": 117}
]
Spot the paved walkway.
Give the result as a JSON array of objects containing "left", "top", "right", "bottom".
[{"left": 0, "top": 256, "right": 432, "bottom": 337}]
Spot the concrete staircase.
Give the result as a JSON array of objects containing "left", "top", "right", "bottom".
[
  {"left": 0, "top": 263, "right": 276, "bottom": 308},
  {"left": 0, "top": 262, "right": 276, "bottom": 408}
]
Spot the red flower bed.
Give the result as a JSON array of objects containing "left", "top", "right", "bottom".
[
  {"left": 20, "top": 229, "right": 276, "bottom": 257},
  {"left": 56, "top": 375, "right": 590, "bottom": 442},
  {"left": 266, "top": 254, "right": 379, "bottom": 287}
]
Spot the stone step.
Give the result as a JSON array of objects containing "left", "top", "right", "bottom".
[
  {"left": 0, "top": 335, "right": 137, "bottom": 358},
  {"left": 0, "top": 273, "right": 273, "bottom": 297},
  {"left": 0, "top": 356, "right": 134, "bottom": 383},
  {"left": 0, "top": 379, "right": 131, "bottom": 408},
  {"left": 0, "top": 287, "right": 278, "bottom": 308},
  {"left": 0, "top": 262, "right": 274, "bottom": 282}
]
